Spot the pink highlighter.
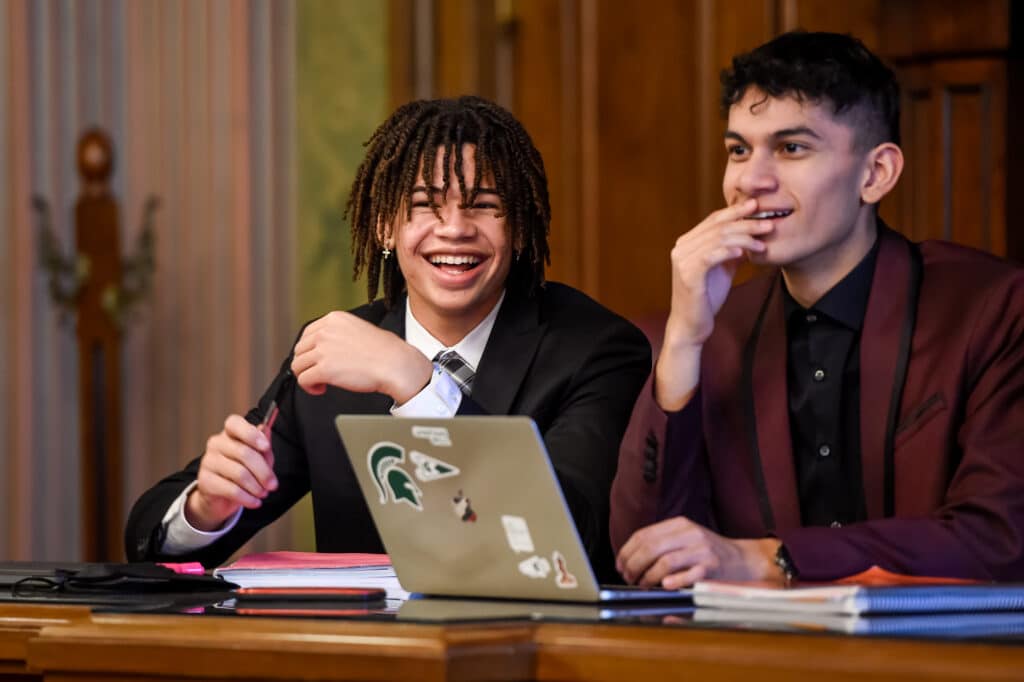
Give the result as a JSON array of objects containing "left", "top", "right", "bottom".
[{"left": 158, "top": 562, "right": 205, "bottom": 575}]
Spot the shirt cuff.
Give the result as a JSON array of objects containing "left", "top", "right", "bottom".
[
  {"left": 159, "top": 481, "right": 243, "bottom": 555},
  {"left": 390, "top": 366, "right": 463, "bottom": 417}
]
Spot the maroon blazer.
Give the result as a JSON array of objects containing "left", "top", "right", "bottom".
[{"left": 611, "top": 227, "right": 1024, "bottom": 581}]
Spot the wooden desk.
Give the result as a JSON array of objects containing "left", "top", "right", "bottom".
[
  {"left": 0, "top": 604, "right": 91, "bottom": 681},
  {"left": 533, "top": 622, "right": 1024, "bottom": 682},
  {"left": 11, "top": 609, "right": 1024, "bottom": 682}
]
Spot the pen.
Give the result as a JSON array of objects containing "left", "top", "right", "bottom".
[
  {"left": 250, "top": 369, "right": 294, "bottom": 434},
  {"left": 260, "top": 399, "right": 280, "bottom": 434}
]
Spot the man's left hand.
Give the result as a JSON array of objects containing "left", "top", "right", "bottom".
[{"left": 616, "top": 516, "right": 782, "bottom": 589}]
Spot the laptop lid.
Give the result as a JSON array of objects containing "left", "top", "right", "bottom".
[{"left": 336, "top": 415, "right": 688, "bottom": 603}]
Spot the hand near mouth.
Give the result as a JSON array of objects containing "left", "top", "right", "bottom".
[{"left": 655, "top": 199, "right": 775, "bottom": 411}]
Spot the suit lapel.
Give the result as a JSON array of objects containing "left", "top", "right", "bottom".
[
  {"left": 859, "top": 228, "right": 913, "bottom": 519},
  {"left": 471, "top": 290, "right": 546, "bottom": 414},
  {"left": 380, "top": 299, "right": 406, "bottom": 338},
  {"left": 750, "top": 276, "right": 802, "bottom": 531}
]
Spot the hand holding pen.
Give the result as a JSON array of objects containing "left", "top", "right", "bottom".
[{"left": 183, "top": 370, "right": 293, "bottom": 532}]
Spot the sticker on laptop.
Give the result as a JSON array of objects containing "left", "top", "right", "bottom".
[
  {"left": 451, "top": 490, "right": 477, "bottom": 522},
  {"left": 552, "top": 551, "right": 578, "bottom": 589},
  {"left": 501, "top": 515, "right": 535, "bottom": 553},
  {"left": 411, "top": 425, "right": 452, "bottom": 447},
  {"left": 367, "top": 442, "right": 424, "bottom": 511},
  {"left": 518, "top": 555, "right": 551, "bottom": 579},
  {"left": 410, "top": 450, "right": 460, "bottom": 481}
]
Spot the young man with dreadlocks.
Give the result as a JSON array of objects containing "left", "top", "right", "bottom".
[
  {"left": 611, "top": 32, "right": 1024, "bottom": 585},
  {"left": 126, "top": 97, "right": 651, "bottom": 579}
]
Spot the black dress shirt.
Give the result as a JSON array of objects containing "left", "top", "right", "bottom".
[{"left": 783, "top": 238, "right": 879, "bottom": 528}]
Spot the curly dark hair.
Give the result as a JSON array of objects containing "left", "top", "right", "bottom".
[
  {"left": 346, "top": 96, "right": 552, "bottom": 307},
  {"left": 721, "top": 31, "right": 900, "bottom": 149}
]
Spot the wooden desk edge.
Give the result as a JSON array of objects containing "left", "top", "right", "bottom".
[
  {"left": 27, "top": 615, "right": 537, "bottom": 682},
  {"left": 533, "top": 622, "right": 1024, "bottom": 681},
  {"left": 11, "top": 610, "right": 1024, "bottom": 682},
  {"left": 0, "top": 603, "right": 92, "bottom": 677}
]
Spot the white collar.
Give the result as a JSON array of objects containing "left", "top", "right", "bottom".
[{"left": 403, "top": 291, "right": 506, "bottom": 370}]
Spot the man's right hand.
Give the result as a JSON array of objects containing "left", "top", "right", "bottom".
[
  {"left": 656, "top": 198, "right": 772, "bottom": 410},
  {"left": 185, "top": 414, "right": 279, "bottom": 531}
]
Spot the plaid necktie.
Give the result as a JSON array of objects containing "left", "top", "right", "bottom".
[{"left": 432, "top": 350, "right": 476, "bottom": 396}]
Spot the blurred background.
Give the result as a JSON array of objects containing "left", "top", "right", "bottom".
[{"left": 1, "top": 0, "right": 1020, "bottom": 562}]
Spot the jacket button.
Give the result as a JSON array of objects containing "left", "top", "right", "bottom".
[
  {"left": 644, "top": 432, "right": 658, "bottom": 460},
  {"left": 642, "top": 461, "right": 657, "bottom": 482}
]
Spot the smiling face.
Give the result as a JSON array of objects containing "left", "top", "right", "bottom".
[
  {"left": 388, "top": 144, "right": 512, "bottom": 344},
  {"left": 723, "top": 88, "right": 881, "bottom": 291}
]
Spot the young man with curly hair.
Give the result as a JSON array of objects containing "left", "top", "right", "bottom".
[{"left": 127, "top": 97, "right": 650, "bottom": 581}]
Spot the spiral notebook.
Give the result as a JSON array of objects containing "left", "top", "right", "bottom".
[
  {"left": 213, "top": 552, "right": 409, "bottom": 600},
  {"left": 692, "top": 607, "right": 1024, "bottom": 637},
  {"left": 692, "top": 581, "right": 1024, "bottom": 615}
]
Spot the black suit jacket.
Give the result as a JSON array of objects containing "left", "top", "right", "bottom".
[{"left": 126, "top": 282, "right": 651, "bottom": 581}]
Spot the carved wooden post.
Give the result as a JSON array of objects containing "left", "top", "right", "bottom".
[{"left": 75, "top": 129, "right": 123, "bottom": 561}]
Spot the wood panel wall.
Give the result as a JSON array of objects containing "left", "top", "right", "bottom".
[
  {"left": 886, "top": 59, "right": 1007, "bottom": 253},
  {"left": 880, "top": 0, "right": 1014, "bottom": 257},
  {"left": 391, "top": 0, "right": 1020, "bottom": 320}
]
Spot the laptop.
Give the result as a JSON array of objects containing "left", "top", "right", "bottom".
[{"left": 335, "top": 415, "right": 691, "bottom": 604}]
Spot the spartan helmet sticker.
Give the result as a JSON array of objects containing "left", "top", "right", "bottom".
[{"left": 367, "top": 442, "right": 424, "bottom": 511}]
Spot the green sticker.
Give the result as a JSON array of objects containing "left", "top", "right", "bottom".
[
  {"left": 367, "top": 441, "right": 423, "bottom": 510},
  {"left": 385, "top": 466, "right": 423, "bottom": 510},
  {"left": 368, "top": 442, "right": 405, "bottom": 503}
]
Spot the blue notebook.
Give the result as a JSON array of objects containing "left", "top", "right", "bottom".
[
  {"left": 693, "top": 607, "right": 1024, "bottom": 637},
  {"left": 692, "top": 581, "right": 1024, "bottom": 615}
]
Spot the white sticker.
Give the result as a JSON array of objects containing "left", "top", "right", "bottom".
[
  {"left": 451, "top": 490, "right": 477, "bottom": 522},
  {"left": 501, "top": 515, "right": 535, "bottom": 553},
  {"left": 518, "top": 555, "right": 551, "bottom": 579},
  {"left": 412, "top": 425, "right": 451, "bottom": 447},
  {"left": 552, "top": 550, "right": 578, "bottom": 589},
  {"left": 410, "top": 450, "right": 460, "bottom": 481}
]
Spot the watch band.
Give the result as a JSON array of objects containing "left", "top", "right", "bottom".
[{"left": 774, "top": 543, "right": 798, "bottom": 585}]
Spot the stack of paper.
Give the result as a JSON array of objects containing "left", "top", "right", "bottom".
[
  {"left": 692, "top": 581, "right": 1024, "bottom": 615},
  {"left": 691, "top": 568, "right": 1024, "bottom": 638},
  {"left": 214, "top": 551, "right": 409, "bottom": 601}
]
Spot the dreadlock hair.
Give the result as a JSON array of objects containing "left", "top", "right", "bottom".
[
  {"left": 346, "top": 95, "right": 552, "bottom": 308},
  {"left": 721, "top": 31, "right": 901, "bottom": 150}
]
